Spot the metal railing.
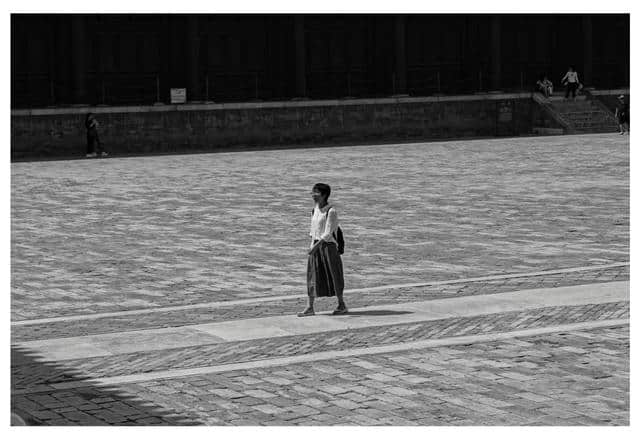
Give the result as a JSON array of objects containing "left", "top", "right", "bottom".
[
  {"left": 306, "top": 70, "right": 377, "bottom": 99},
  {"left": 11, "top": 67, "right": 630, "bottom": 109},
  {"left": 88, "top": 72, "right": 161, "bottom": 105},
  {"left": 407, "top": 65, "right": 490, "bottom": 96},
  {"left": 202, "top": 71, "right": 273, "bottom": 102}
]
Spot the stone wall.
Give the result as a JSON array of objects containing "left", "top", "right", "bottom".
[{"left": 11, "top": 93, "right": 545, "bottom": 160}]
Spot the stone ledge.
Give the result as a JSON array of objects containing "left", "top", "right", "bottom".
[
  {"left": 589, "top": 88, "right": 630, "bottom": 96},
  {"left": 12, "top": 92, "right": 534, "bottom": 117}
]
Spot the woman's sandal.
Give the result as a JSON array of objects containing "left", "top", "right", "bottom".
[
  {"left": 297, "top": 307, "right": 315, "bottom": 317},
  {"left": 332, "top": 306, "right": 348, "bottom": 315}
]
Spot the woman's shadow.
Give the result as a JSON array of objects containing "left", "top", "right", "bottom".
[{"left": 334, "top": 310, "right": 413, "bottom": 317}]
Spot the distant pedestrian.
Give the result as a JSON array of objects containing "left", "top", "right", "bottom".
[
  {"left": 298, "top": 183, "right": 347, "bottom": 317},
  {"left": 615, "top": 95, "right": 629, "bottom": 135},
  {"left": 561, "top": 66, "right": 580, "bottom": 101},
  {"left": 85, "top": 113, "right": 107, "bottom": 158}
]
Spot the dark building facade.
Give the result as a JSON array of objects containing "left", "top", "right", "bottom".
[{"left": 11, "top": 14, "right": 629, "bottom": 108}]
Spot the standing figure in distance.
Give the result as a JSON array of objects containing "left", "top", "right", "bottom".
[
  {"left": 561, "top": 66, "right": 580, "bottom": 101},
  {"left": 85, "top": 113, "right": 107, "bottom": 158},
  {"left": 298, "top": 183, "right": 347, "bottom": 317},
  {"left": 615, "top": 95, "right": 630, "bottom": 135}
]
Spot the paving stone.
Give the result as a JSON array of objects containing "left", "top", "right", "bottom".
[
  {"left": 91, "top": 410, "right": 129, "bottom": 423},
  {"left": 252, "top": 404, "right": 285, "bottom": 415},
  {"left": 318, "top": 385, "right": 351, "bottom": 395},
  {"left": 243, "top": 389, "right": 277, "bottom": 399},
  {"left": 52, "top": 406, "right": 79, "bottom": 413},
  {"left": 30, "top": 410, "right": 62, "bottom": 420},
  {"left": 288, "top": 405, "right": 322, "bottom": 417},
  {"left": 330, "top": 399, "right": 361, "bottom": 410},
  {"left": 339, "top": 392, "right": 371, "bottom": 403}
]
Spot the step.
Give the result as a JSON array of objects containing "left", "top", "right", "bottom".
[
  {"left": 562, "top": 110, "right": 608, "bottom": 115},
  {"left": 573, "top": 126, "right": 617, "bottom": 132},
  {"left": 562, "top": 114, "right": 605, "bottom": 118},
  {"left": 566, "top": 116, "right": 617, "bottom": 123},
  {"left": 563, "top": 117, "right": 611, "bottom": 122},
  {"left": 573, "top": 126, "right": 619, "bottom": 133},
  {"left": 570, "top": 120, "right": 617, "bottom": 126},
  {"left": 560, "top": 112, "right": 615, "bottom": 119},
  {"left": 548, "top": 95, "right": 587, "bottom": 102},
  {"left": 532, "top": 127, "right": 565, "bottom": 135},
  {"left": 551, "top": 105, "right": 599, "bottom": 114}
]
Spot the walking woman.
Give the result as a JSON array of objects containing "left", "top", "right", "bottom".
[
  {"left": 298, "top": 183, "right": 347, "bottom": 316},
  {"left": 85, "top": 113, "right": 107, "bottom": 158}
]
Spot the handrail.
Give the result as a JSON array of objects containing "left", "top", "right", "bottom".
[{"left": 531, "top": 93, "right": 572, "bottom": 134}]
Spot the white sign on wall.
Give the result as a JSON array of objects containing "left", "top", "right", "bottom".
[{"left": 170, "top": 88, "right": 187, "bottom": 104}]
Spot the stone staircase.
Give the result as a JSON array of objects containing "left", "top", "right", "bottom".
[{"left": 533, "top": 94, "right": 619, "bottom": 135}]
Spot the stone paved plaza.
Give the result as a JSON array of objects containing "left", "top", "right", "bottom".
[{"left": 11, "top": 133, "right": 629, "bottom": 425}]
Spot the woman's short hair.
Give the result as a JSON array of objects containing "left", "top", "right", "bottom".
[{"left": 312, "top": 183, "right": 331, "bottom": 199}]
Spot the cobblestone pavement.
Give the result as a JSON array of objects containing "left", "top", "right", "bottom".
[
  {"left": 12, "top": 134, "right": 628, "bottom": 320},
  {"left": 11, "top": 134, "right": 629, "bottom": 426},
  {"left": 12, "top": 325, "right": 629, "bottom": 426}
]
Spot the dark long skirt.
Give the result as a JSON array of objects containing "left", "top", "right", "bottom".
[
  {"left": 86, "top": 130, "right": 102, "bottom": 154},
  {"left": 307, "top": 241, "right": 344, "bottom": 298}
]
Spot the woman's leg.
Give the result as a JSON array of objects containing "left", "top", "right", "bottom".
[
  {"left": 327, "top": 244, "right": 347, "bottom": 313},
  {"left": 621, "top": 121, "right": 629, "bottom": 133},
  {"left": 87, "top": 134, "right": 94, "bottom": 155},
  {"left": 298, "top": 295, "right": 315, "bottom": 316},
  {"left": 299, "top": 254, "right": 317, "bottom": 316},
  {"left": 95, "top": 133, "right": 103, "bottom": 154}
]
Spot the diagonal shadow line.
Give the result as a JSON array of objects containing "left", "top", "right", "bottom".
[{"left": 11, "top": 345, "right": 203, "bottom": 426}]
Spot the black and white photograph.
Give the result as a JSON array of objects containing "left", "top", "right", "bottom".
[{"left": 6, "top": 1, "right": 634, "bottom": 429}]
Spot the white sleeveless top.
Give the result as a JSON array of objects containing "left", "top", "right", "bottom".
[
  {"left": 309, "top": 203, "right": 339, "bottom": 245},
  {"left": 563, "top": 71, "right": 579, "bottom": 83}
]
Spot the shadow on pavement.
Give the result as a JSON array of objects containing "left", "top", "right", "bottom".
[
  {"left": 11, "top": 345, "right": 202, "bottom": 426},
  {"left": 340, "top": 310, "right": 413, "bottom": 317}
]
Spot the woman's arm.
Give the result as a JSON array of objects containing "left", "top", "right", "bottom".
[
  {"left": 320, "top": 208, "right": 338, "bottom": 242},
  {"left": 309, "top": 209, "right": 339, "bottom": 254},
  {"left": 308, "top": 239, "right": 322, "bottom": 255}
]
